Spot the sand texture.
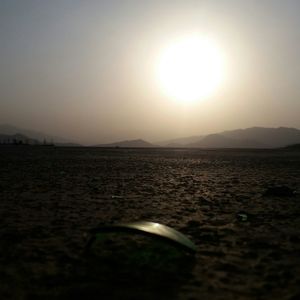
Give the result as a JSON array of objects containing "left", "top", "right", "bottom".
[{"left": 0, "top": 147, "right": 300, "bottom": 299}]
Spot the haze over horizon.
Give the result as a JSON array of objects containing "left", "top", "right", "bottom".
[{"left": 1, "top": 0, "right": 300, "bottom": 145}]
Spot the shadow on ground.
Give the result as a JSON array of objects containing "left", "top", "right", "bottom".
[{"left": 62, "top": 233, "right": 195, "bottom": 299}]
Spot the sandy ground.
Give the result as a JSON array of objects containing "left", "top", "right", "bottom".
[{"left": 0, "top": 146, "right": 299, "bottom": 300}]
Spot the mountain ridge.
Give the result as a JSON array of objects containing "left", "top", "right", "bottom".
[
  {"left": 0, "top": 133, "right": 39, "bottom": 145},
  {"left": 1, "top": 125, "right": 300, "bottom": 148},
  {"left": 160, "top": 127, "right": 300, "bottom": 148},
  {"left": 187, "top": 133, "right": 267, "bottom": 148},
  {"left": 94, "top": 139, "right": 157, "bottom": 148},
  {"left": 0, "top": 124, "right": 80, "bottom": 145}
]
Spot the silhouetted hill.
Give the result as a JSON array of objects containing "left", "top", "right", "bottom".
[
  {"left": 2, "top": 125, "right": 299, "bottom": 149},
  {"left": 0, "top": 124, "right": 80, "bottom": 145},
  {"left": 220, "top": 127, "right": 300, "bottom": 148},
  {"left": 0, "top": 133, "right": 39, "bottom": 145},
  {"left": 173, "top": 127, "right": 300, "bottom": 148},
  {"left": 188, "top": 133, "right": 265, "bottom": 148},
  {"left": 158, "top": 127, "right": 300, "bottom": 148},
  {"left": 159, "top": 135, "right": 203, "bottom": 147},
  {"left": 95, "top": 139, "right": 157, "bottom": 148},
  {"left": 283, "top": 143, "right": 300, "bottom": 150}
]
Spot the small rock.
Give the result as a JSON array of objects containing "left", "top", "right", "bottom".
[
  {"left": 111, "top": 195, "right": 124, "bottom": 199},
  {"left": 236, "top": 212, "right": 248, "bottom": 222}
]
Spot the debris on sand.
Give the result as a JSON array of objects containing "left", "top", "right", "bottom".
[
  {"left": 236, "top": 212, "right": 248, "bottom": 222},
  {"left": 111, "top": 195, "right": 124, "bottom": 199},
  {"left": 263, "top": 186, "right": 296, "bottom": 197}
]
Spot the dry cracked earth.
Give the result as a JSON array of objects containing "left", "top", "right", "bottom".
[{"left": 0, "top": 146, "right": 299, "bottom": 299}]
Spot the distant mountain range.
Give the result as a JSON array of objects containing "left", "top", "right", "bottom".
[
  {"left": 187, "top": 133, "right": 265, "bottom": 148},
  {"left": 0, "top": 124, "right": 80, "bottom": 146},
  {"left": 0, "top": 133, "right": 39, "bottom": 145},
  {"left": 158, "top": 127, "right": 300, "bottom": 148},
  {"left": 1, "top": 124, "right": 300, "bottom": 148},
  {"left": 94, "top": 127, "right": 300, "bottom": 148}
]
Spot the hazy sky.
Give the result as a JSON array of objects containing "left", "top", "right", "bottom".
[{"left": 1, "top": 0, "right": 300, "bottom": 144}]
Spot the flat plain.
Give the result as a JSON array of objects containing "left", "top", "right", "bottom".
[{"left": 0, "top": 146, "right": 299, "bottom": 299}]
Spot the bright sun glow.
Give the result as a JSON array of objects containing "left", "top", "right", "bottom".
[{"left": 157, "top": 35, "right": 225, "bottom": 103}]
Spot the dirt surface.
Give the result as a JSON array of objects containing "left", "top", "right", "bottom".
[{"left": 0, "top": 146, "right": 300, "bottom": 299}]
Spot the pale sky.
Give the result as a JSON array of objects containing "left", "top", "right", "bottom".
[{"left": 1, "top": 0, "right": 300, "bottom": 144}]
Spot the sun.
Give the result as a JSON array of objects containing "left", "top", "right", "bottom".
[{"left": 157, "top": 35, "right": 225, "bottom": 103}]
